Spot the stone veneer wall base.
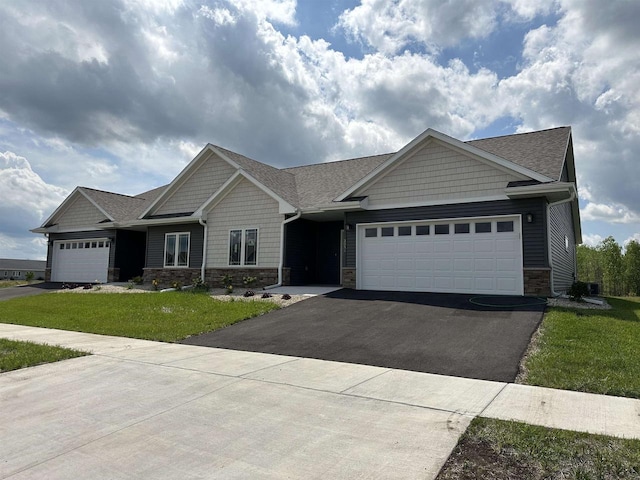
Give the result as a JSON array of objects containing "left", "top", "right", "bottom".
[
  {"left": 143, "top": 267, "right": 289, "bottom": 289},
  {"left": 523, "top": 268, "right": 552, "bottom": 297}
]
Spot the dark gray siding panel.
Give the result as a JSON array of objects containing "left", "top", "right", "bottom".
[
  {"left": 549, "top": 201, "right": 576, "bottom": 292},
  {"left": 146, "top": 223, "right": 204, "bottom": 269},
  {"left": 49, "top": 230, "right": 117, "bottom": 268},
  {"left": 344, "top": 199, "right": 548, "bottom": 268}
]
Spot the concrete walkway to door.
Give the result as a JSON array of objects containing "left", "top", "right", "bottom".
[{"left": 1, "top": 324, "right": 640, "bottom": 479}]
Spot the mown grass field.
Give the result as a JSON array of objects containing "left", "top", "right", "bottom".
[{"left": 0, "top": 291, "right": 280, "bottom": 342}]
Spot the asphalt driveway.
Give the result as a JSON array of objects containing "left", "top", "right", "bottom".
[
  {"left": 0, "top": 282, "right": 61, "bottom": 301},
  {"left": 182, "top": 289, "right": 546, "bottom": 382}
]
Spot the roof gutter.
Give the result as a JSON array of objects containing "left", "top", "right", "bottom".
[
  {"left": 199, "top": 217, "right": 208, "bottom": 283},
  {"left": 264, "top": 211, "right": 301, "bottom": 290}
]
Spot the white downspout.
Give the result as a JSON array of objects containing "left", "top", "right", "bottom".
[
  {"left": 265, "top": 211, "right": 301, "bottom": 289},
  {"left": 547, "top": 191, "right": 577, "bottom": 297},
  {"left": 199, "top": 217, "right": 208, "bottom": 283}
]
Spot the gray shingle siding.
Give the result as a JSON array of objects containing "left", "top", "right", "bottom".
[
  {"left": 146, "top": 223, "right": 204, "bottom": 269},
  {"left": 344, "top": 198, "right": 548, "bottom": 268},
  {"left": 48, "top": 230, "right": 117, "bottom": 268}
]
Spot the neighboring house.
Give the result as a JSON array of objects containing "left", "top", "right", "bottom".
[
  {"left": 32, "top": 127, "right": 581, "bottom": 296},
  {"left": 0, "top": 259, "right": 46, "bottom": 280}
]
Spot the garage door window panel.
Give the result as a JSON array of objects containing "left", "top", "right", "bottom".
[
  {"left": 454, "top": 223, "right": 470, "bottom": 234},
  {"left": 165, "top": 232, "right": 190, "bottom": 268},
  {"left": 475, "top": 222, "right": 492, "bottom": 233},
  {"left": 435, "top": 224, "right": 449, "bottom": 235},
  {"left": 381, "top": 227, "right": 394, "bottom": 237},
  {"left": 497, "top": 221, "right": 514, "bottom": 232}
]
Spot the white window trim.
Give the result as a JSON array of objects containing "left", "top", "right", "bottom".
[
  {"left": 164, "top": 232, "right": 191, "bottom": 268},
  {"left": 227, "top": 228, "right": 259, "bottom": 267}
]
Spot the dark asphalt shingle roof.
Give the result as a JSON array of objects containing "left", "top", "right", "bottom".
[
  {"left": 468, "top": 127, "right": 570, "bottom": 180},
  {"left": 59, "top": 127, "right": 571, "bottom": 222},
  {"left": 283, "top": 154, "right": 393, "bottom": 208},
  {"left": 0, "top": 259, "right": 46, "bottom": 271}
]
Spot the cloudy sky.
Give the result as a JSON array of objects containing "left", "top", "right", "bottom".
[{"left": 1, "top": 0, "right": 639, "bottom": 260}]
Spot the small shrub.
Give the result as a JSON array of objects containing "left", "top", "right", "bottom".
[
  {"left": 151, "top": 279, "right": 159, "bottom": 291},
  {"left": 567, "top": 281, "right": 590, "bottom": 301},
  {"left": 261, "top": 292, "right": 272, "bottom": 299},
  {"left": 282, "top": 294, "right": 291, "bottom": 300},
  {"left": 170, "top": 280, "right": 182, "bottom": 290},
  {"left": 226, "top": 285, "right": 234, "bottom": 294},
  {"left": 126, "top": 281, "right": 135, "bottom": 290},
  {"left": 130, "top": 276, "right": 144, "bottom": 285},
  {"left": 242, "top": 276, "right": 257, "bottom": 288},
  {"left": 221, "top": 274, "right": 233, "bottom": 289},
  {"left": 25, "top": 271, "right": 35, "bottom": 282},
  {"left": 191, "top": 278, "right": 209, "bottom": 293},
  {"left": 243, "top": 290, "right": 255, "bottom": 297}
]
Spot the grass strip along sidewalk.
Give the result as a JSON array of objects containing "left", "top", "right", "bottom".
[
  {"left": 0, "top": 291, "right": 279, "bottom": 342},
  {"left": 521, "top": 297, "right": 640, "bottom": 399},
  {"left": 437, "top": 417, "right": 640, "bottom": 479},
  {"left": 0, "top": 338, "right": 87, "bottom": 373}
]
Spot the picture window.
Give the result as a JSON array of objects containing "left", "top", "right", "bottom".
[{"left": 164, "top": 232, "right": 190, "bottom": 267}]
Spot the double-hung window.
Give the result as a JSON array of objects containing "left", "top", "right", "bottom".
[
  {"left": 164, "top": 232, "right": 190, "bottom": 267},
  {"left": 229, "top": 228, "right": 258, "bottom": 266}
]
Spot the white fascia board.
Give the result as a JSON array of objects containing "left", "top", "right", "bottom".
[
  {"left": 362, "top": 195, "right": 510, "bottom": 211},
  {"left": 334, "top": 128, "right": 553, "bottom": 202},
  {"left": 505, "top": 182, "right": 576, "bottom": 199},
  {"left": 137, "top": 144, "right": 244, "bottom": 219},
  {"left": 117, "top": 216, "right": 201, "bottom": 228},
  {"left": 30, "top": 225, "right": 109, "bottom": 234},
  {"left": 194, "top": 169, "right": 296, "bottom": 216},
  {"left": 300, "top": 200, "right": 364, "bottom": 214}
]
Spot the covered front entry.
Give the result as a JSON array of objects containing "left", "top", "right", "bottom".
[
  {"left": 51, "top": 239, "right": 111, "bottom": 283},
  {"left": 357, "top": 215, "right": 523, "bottom": 295},
  {"left": 285, "top": 220, "right": 343, "bottom": 285}
]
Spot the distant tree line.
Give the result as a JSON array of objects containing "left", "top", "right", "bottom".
[{"left": 577, "top": 236, "right": 640, "bottom": 296}]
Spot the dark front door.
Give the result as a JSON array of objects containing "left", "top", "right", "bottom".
[{"left": 315, "top": 221, "right": 342, "bottom": 284}]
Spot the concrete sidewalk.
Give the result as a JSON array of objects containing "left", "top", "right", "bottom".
[{"left": 1, "top": 324, "right": 640, "bottom": 479}]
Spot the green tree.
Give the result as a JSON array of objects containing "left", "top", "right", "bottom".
[
  {"left": 624, "top": 240, "right": 640, "bottom": 296},
  {"left": 598, "top": 236, "right": 624, "bottom": 295},
  {"left": 577, "top": 244, "right": 602, "bottom": 285}
]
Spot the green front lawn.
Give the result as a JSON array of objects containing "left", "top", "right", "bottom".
[
  {"left": 0, "top": 280, "right": 28, "bottom": 288},
  {"left": 0, "top": 292, "right": 279, "bottom": 342},
  {"left": 522, "top": 297, "right": 640, "bottom": 398},
  {"left": 437, "top": 417, "right": 640, "bottom": 479},
  {"left": 0, "top": 338, "right": 87, "bottom": 372}
]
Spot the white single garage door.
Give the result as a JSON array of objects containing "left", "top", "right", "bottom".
[
  {"left": 51, "top": 239, "right": 111, "bottom": 283},
  {"left": 358, "top": 216, "right": 523, "bottom": 295}
]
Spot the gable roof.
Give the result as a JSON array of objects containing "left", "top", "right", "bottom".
[
  {"left": 36, "top": 126, "right": 573, "bottom": 231},
  {"left": 334, "top": 128, "right": 558, "bottom": 202}
]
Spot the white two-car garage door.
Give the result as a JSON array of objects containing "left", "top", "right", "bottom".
[
  {"left": 51, "top": 239, "right": 111, "bottom": 283},
  {"left": 358, "top": 216, "right": 523, "bottom": 295}
]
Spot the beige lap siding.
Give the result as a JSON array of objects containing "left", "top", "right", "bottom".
[
  {"left": 362, "top": 140, "right": 520, "bottom": 207},
  {"left": 206, "top": 178, "right": 283, "bottom": 268},
  {"left": 155, "top": 151, "right": 236, "bottom": 215},
  {"left": 54, "top": 195, "right": 109, "bottom": 228}
]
